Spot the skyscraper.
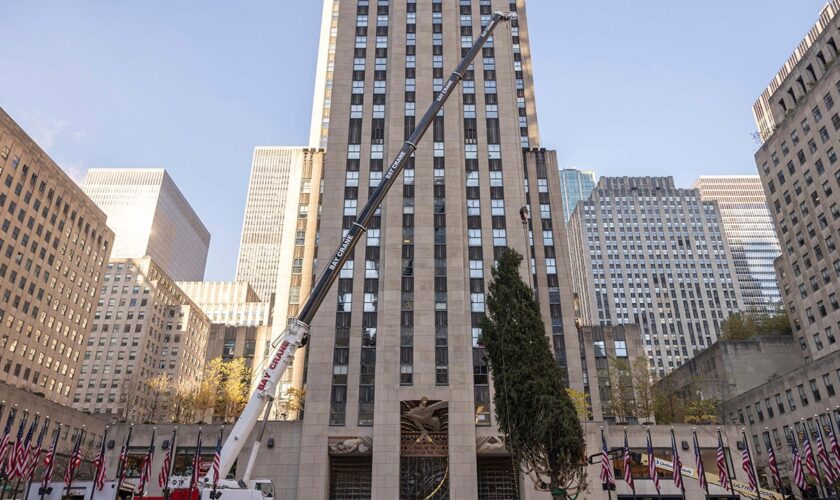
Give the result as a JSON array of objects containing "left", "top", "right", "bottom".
[
  {"left": 235, "top": 148, "right": 324, "bottom": 302},
  {"left": 558, "top": 168, "right": 596, "bottom": 222},
  {"left": 73, "top": 257, "right": 210, "bottom": 422},
  {"left": 82, "top": 169, "right": 210, "bottom": 281},
  {"left": 298, "top": 1, "right": 580, "bottom": 497},
  {"left": 0, "top": 108, "right": 114, "bottom": 405},
  {"left": 567, "top": 177, "right": 743, "bottom": 376},
  {"left": 691, "top": 175, "right": 782, "bottom": 312},
  {"left": 754, "top": 0, "right": 840, "bottom": 363}
]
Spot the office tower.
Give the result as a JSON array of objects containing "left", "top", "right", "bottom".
[
  {"left": 558, "top": 168, "right": 596, "bottom": 222},
  {"left": 0, "top": 108, "right": 114, "bottom": 405},
  {"left": 298, "top": 1, "right": 581, "bottom": 497},
  {"left": 568, "top": 177, "right": 743, "bottom": 377},
  {"left": 235, "top": 147, "right": 324, "bottom": 302},
  {"left": 691, "top": 175, "right": 782, "bottom": 312},
  {"left": 235, "top": 146, "right": 323, "bottom": 417},
  {"left": 689, "top": 3, "right": 840, "bottom": 493},
  {"left": 82, "top": 169, "right": 210, "bottom": 281},
  {"left": 73, "top": 257, "right": 210, "bottom": 422},
  {"left": 176, "top": 281, "right": 272, "bottom": 328},
  {"left": 754, "top": 1, "right": 840, "bottom": 363}
]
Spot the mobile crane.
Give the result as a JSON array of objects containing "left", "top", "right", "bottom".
[{"left": 196, "top": 10, "right": 517, "bottom": 499}]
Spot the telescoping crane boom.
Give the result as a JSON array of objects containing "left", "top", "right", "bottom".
[{"left": 210, "top": 10, "right": 516, "bottom": 484}]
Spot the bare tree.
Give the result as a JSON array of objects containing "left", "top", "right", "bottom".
[
  {"left": 171, "top": 379, "right": 199, "bottom": 423},
  {"left": 146, "top": 374, "right": 172, "bottom": 423}
]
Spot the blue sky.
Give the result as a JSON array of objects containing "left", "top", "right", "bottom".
[{"left": 0, "top": 1, "right": 827, "bottom": 280}]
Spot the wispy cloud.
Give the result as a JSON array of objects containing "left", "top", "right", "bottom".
[
  {"left": 19, "top": 111, "right": 87, "bottom": 149},
  {"left": 59, "top": 159, "right": 88, "bottom": 185}
]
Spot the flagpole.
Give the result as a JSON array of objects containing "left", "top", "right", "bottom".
[
  {"left": 764, "top": 426, "right": 781, "bottom": 496},
  {"left": 14, "top": 414, "right": 39, "bottom": 500},
  {"left": 88, "top": 427, "right": 108, "bottom": 500},
  {"left": 692, "top": 430, "right": 709, "bottom": 500},
  {"left": 601, "top": 428, "right": 612, "bottom": 500},
  {"left": 137, "top": 428, "right": 156, "bottom": 500},
  {"left": 802, "top": 418, "right": 828, "bottom": 498},
  {"left": 64, "top": 426, "right": 85, "bottom": 500},
  {"left": 669, "top": 428, "right": 685, "bottom": 500},
  {"left": 646, "top": 428, "right": 661, "bottom": 500},
  {"left": 189, "top": 429, "right": 203, "bottom": 500},
  {"left": 25, "top": 417, "right": 49, "bottom": 500},
  {"left": 210, "top": 428, "right": 223, "bottom": 500},
  {"left": 2, "top": 408, "right": 27, "bottom": 500},
  {"left": 824, "top": 408, "right": 840, "bottom": 499},
  {"left": 814, "top": 414, "right": 840, "bottom": 500},
  {"left": 5, "top": 409, "right": 30, "bottom": 500},
  {"left": 113, "top": 424, "right": 133, "bottom": 500},
  {"left": 40, "top": 424, "right": 60, "bottom": 500},
  {"left": 624, "top": 428, "right": 636, "bottom": 499},
  {"left": 741, "top": 429, "right": 760, "bottom": 500},
  {"left": 716, "top": 428, "right": 737, "bottom": 499},
  {"left": 162, "top": 427, "right": 177, "bottom": 500}
]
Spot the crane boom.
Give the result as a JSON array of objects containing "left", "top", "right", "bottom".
[{"left": 212, "top": 10, "right": 516, "bottom": 481}]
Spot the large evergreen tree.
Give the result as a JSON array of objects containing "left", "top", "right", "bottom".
[{"left": 480, "top": 249, "right": 587, "bottom": 498}]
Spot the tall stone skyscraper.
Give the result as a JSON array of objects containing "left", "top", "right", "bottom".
[
  {"left": 298, "top": 1, "right": 580, "bottom": 497},
  {"left": 567, "top": 177, "right": 744, "bottom": 377},
  {"left": 691, "top": 175, "right": 782, "bottom": 312},
  {"left": 83, "top": 169, "right": 210, "bottom": 281},
  {"left": 235, "top": 147, "right": 323, "bottom": 302},
  {"left": 754, "top": 0, "right": 840, "bottom": 363},
  {"left": 0, "top": 108, "right": 114, "bottom": 405}
]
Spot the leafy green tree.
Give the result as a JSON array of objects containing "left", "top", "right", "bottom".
[
  {"left": 684, "top": 399, "right": 720, "bottom": 424},
  {"left": 565, "top": 388, "right": 591, "bottom": 420},
  {"left": 219, "top": 358, "right": 251, "bottom": 423},
  {"left": 631, "top": 357, "right": 655, "bottom": 424},
  {"left": 606, "top": 356, "right": 634, "bottom": 423},
  {"left": 720, "top": 309, "right": 792, "bottom": 340},
  {"left": 481, "top": 249, "right": 587, "bottom": 499}
]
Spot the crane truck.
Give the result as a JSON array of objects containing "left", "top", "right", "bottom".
[{"left": 182, "top": 11, "right": 517, "bottom": 500}]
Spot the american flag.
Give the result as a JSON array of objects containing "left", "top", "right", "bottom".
[
  {"left": 158, "top": 428, "right": 177, "bottom": 488},
  {"left": 15, "top": 416, "right": 38, "bottom": 478},
  {"left": 803, "top": 433, "right": 820, "bottom": 480},
  {"left": 92, "top": 428, "right": 108, "bottom": 491},
  {"left": 829, "top": 426, "right": 840, "bottom": 467},
  {"left": 25, "top": 418, "right": 49, "bottom": 482},
  {"left": 116, "top": 426, "right": 133, "bottom": 489},
  {"left": 693, "top": 432, "right": 707, "bottom": 491},
  {"left": 791, "top": 439, "right": 807, "bottom": 491},
  {"left": 8, "top": 411, "right": 28, "bottom": 479},
  {"left": 137, "top": 431, "right": 156, "bottom": 494},
  {"left": 670, "top": 430, "right": 683, "bottom": 490},
  {"left": 599, "top": 430, "right": 614, "bottom": 488},
  {"left": 40, "top": 425, "right": 60, "bottom": 490},
  {"left": 646, "top": 432, "right": 660, "bottom": 493},
  {"left": 189, "top": 431, "right": 203, "bottom": 493},
  {"left": 212, "top": 429, "right": 223, "bottom": 490},
  {"left": 715, "top": 431, "right": 730, "bottom": 491},
  {"left": 622, "top": 432, "right": 633, "bottom": 489},
  {"left": 816, "top": 431, "right": 837, "bottom": 482},
  {"left": 64, "top": 430, "right": 83, "bottom": 487},
  {"left": 741, "top": 441, "right": 757, "bottom": 490},
  {"left": 0, "top": 407, "right": 16, "bottom": 473},
  {"left": 767, "top": 442, "right": 781, "bottom": 491}
]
